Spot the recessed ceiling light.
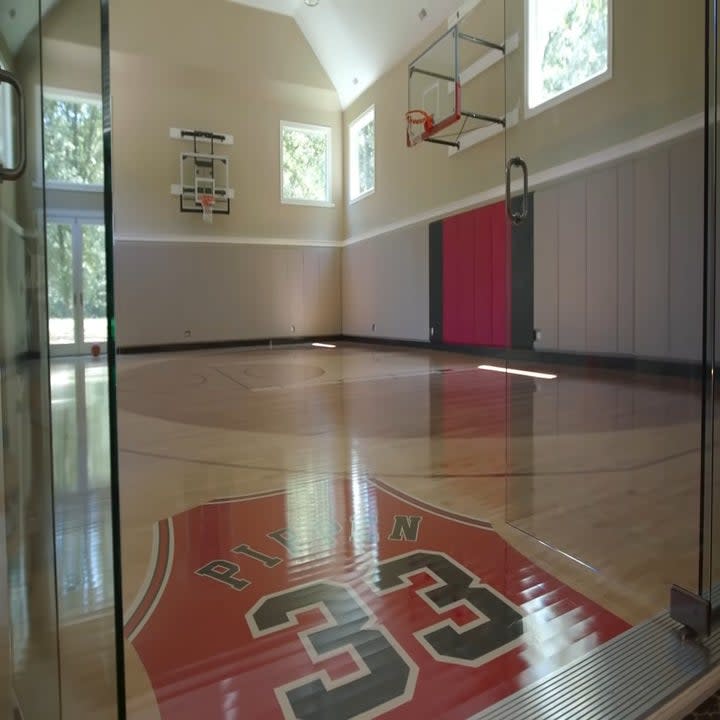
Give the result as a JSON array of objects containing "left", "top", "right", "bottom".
[{"left": 304, "top": 0, "right": 319, "bottom": 6}]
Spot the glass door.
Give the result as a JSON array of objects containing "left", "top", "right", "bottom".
[
  {"left": 503, "top": 0, "right": 706, "bottom": 618},
  {"left": 48, "top": 216, "right": 108, "bottom": 356},
  {"left": 0, "top": 2, "right": 61, "bottom": 717}
]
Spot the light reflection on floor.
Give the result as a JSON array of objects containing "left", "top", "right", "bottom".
[
  {"left": 51, "top": 359, "right": 114, "bottom": 620},
  {"left": 50, "top": 358, "right": 118, "bottom": 718}
]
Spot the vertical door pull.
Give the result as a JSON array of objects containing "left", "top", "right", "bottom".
[
  {"left": 0, "top": 68, "right": 26, "bottom": 182},
  {"left": 505, "top": 156, "right": 529, "bottom": 225}
]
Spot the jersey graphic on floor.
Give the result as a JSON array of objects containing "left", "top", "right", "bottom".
[{"left": 126, "top": 477, "right": 630, "bottom": 719}]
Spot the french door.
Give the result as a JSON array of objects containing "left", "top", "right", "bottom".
[{"left": 47, "top": 215, "right": 108, "bottom": 356}]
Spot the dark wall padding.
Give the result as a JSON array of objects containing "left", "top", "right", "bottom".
[
  {"left": 511, "top": 193, "right": 534, "bottom": 350},
  {"left": 429, "top": 221, "right": 444, "bottom": 344}
]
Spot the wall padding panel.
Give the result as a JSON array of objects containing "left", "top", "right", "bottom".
[
  {"left": 442, "top": 202, "right": 508, "bottom": 347},
  {"left": 115, "top": 242, "right": 341, "bottom": 347},
  {"left": 586, "top": 169, "right": 619, "bottom": 354},
  {"left": 557, "top": 182, "right": 588, "bottom": 352},
  {"left": 634, "top": 149, "right": 671, "bottom": 358},
  {"left": 342, "top": 224, "right": 429, "bottom": 342},
  {"left": 669, "top": 134, "right": 704, "bottom": 361},
  {"left": 534, "top": 188, "right": 559, "bottom": 350},
  {"left": 533, "top": 130, "right": 703, "bottom": 361}
]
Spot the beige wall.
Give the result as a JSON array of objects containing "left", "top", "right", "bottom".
[
  {"left": 344, "top": 0, "right": 704, "bottom": 241},
  {"left": 106, "top": 0, "right": 345, "bottom": 344},
  {"left": 110, "top": 0, "right": 343, "bottom": 244}
]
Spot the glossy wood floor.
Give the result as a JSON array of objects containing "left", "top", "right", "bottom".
[{"left": 46, "top": 343, "right": 704, "bottom": 719}]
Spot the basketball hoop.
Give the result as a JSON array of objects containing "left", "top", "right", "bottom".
[
  {"left": 199, "top": 193, "right": 215, "bottom": 224},
  {"left": 406, "top": 109, "right": 434, "bottom": 147}
]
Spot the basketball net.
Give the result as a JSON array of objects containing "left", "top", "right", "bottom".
[
  {"left": 199, "top": 194, "right": 215, "bottom": 224},
  {"left": 406, "top": 109, "right": 434, "bottom": 147}
]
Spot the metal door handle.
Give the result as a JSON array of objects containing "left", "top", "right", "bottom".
[
  {"left": 505, "top": 156, "right": 528, "bottom": 225},
  {"left": 0, "top": 68, "right": 26, "bottom": 181}
]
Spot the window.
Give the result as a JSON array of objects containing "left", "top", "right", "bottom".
[
  {"left": 43, "top": 90, "right": 103, "bottom": 186},
  {"left": 526, "top": 0, "right": 611, "bottom": 114},
  {"left": 281, "top": 121, "right": 332, "bottom": 206},
  {"left": 349, "top": 106, "right": 375, "bottom": 203}
]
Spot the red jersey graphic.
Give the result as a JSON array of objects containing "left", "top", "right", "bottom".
[{"left": 126, "top": 478, "right": 629, "bottom": 719}]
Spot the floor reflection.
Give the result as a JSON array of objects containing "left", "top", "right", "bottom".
[
  {"left": 51, "top": 360, "right": 114, "bottom": 620},
  {"left": 50, "top": 358, "right": 118, "bottom": 719},
  {"left": 117, "top": 344, "right": 702, "bottom": 719}
]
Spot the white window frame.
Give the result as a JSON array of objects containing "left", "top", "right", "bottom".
[
  {"left": 525, "top": 0, "right": 613, "bottom": 119},
  {"left": 39, "top": 86, "right": 104, "bottom": 190},
  {"left": 280, "top": 120, "right": 333, "bottom": 208},
  {"left": 348, "top": 106, "right": 375, "bottom": 204}
]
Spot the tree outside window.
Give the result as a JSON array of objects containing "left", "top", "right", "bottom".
[
  {"left": 44, "top": 93, "right": 104, "bottom": 185},
  {"left": 349, "top": 107, "right": 375, "bottom": 203},
  {"left": 527, "top": 0, "right": 610, "bottom": 112},
  {"left": 281, "top": 122, "right": 332, "bottom": 205}
]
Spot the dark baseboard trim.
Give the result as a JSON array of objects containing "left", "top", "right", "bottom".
[
  {"left": 341, "top": 336, "right": 433, "bottom": 350},
  {"left": 342, "top": 336, "right": 703, "bottom": 378},
  {"left": 116, "top": 334, "right": 703, "bottom": 379},
  {"left": 118, "top": 335, "right": 343, "bottom": 355}
]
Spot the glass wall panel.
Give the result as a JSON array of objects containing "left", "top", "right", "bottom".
[
  {"left": 504, "top": 0, "right": 705, "bottom": 624},
  {"left": 0, "top": 2, "right": 61, "bottom": 717}
]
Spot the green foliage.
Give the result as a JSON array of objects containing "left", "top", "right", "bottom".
[
  {"left": 44, "top": 97, "right": 107, "bottom": 330},
  {"left": 82, "top": 225, "right": 107, "bottom": 319},
  {"left": 44, "top": 97, "right": 103, "bottom": 185},
  {"left": 282, "top": 126, "right": 329, "bottom": 202},
  {"left": 541, "top": 0, "right": 609, "bottom": 101},
  {"left": 46, "top": 223, "right": 106, "bottom": 321},
  {"left": 47, "top": 223, "right": 74, "bottom": 318},
  {"left": 356, "top": 119, "right": 375, "bottom": 196}
]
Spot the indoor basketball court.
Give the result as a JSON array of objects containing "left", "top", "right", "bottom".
[{"left": 1, "top": 0, "right": 718, "bottom": 719}]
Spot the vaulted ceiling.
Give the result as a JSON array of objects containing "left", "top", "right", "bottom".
[
  {"left": 0, "top": 0, "right": 61, "bottom": 55},
  {"left": 0, "top": 0, "right": 467, "bottom": 108},
  {"left": 229, "top": 0, "right": 467, "bottom": 108}
]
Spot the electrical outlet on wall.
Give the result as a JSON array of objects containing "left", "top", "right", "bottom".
[
  {"left": 184, "top": 330, "right": 192, "bottom": 338},
  {"left": 290, "top": 325, "right": 296, "bottom": 333},
  {"left": 534, "top": 329, "right": 542, "bottom": 343},
  {"left": 372, "top": 323, "right": 376, "bottom": 333}
]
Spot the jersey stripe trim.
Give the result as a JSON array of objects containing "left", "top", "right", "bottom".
[
  {"left": 370, "top": 478, "right": 493, "bottom": 530},
  {"left": 125, "top": 519, "right": 175, "bottom": 642}
]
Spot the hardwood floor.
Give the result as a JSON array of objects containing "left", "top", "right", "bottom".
[{"left": 45, "top": 343, "right": 705, "bottom": 718}]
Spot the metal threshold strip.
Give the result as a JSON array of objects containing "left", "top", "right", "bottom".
[{"left": 472, "top": 611, "right": 720, "bottom": 720}]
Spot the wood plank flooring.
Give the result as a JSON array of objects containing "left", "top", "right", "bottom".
[{"left": 43, "top": 343, "right": 707, "bottom": 718}]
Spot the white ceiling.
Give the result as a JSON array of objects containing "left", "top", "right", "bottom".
[
  {"left": 230, "top": 0, "right": 466, "bottom": 108},
  {"left": 0, "top": 0, "right": 61, "bottom": 55}
]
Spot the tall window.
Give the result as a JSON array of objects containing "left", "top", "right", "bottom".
[
  {"left": 349, "top": 107, "right": 375, "bottom": 203},
  {"left": 281, "top": 121, "right": 332, "bottom": 206},
  {"left": 526, "top": 0, "right": 611, "bottom": 113},
  {"left": 43, "top": 90, "right": 103, "bottom": 186}
]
